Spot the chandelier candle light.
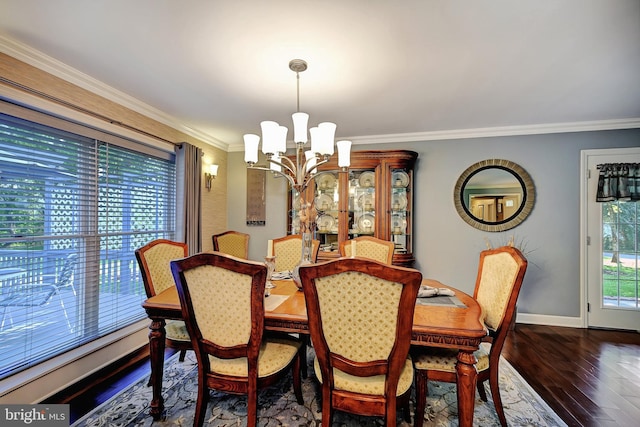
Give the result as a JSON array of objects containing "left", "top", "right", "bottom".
[{"left": 244, "top": 59, "right": 351, "bottom": 287}]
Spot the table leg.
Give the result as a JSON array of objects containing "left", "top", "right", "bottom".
[
  {"left": 455, "top": 349, "right": 478, "bottom": 427},
  {"left": 148, "top": 318, "right": 166, "bottom": 420}
]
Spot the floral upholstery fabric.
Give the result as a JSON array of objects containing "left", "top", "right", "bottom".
[
  {"left": 165, "top": 319, "right": 190, "bottom": 342},
  {"left": 208, "top": 338, "right": 302, "bottom": 377},
  {"left": 475, "top": 252, "right": 520, "bottom": 330},
  {"left": 215, "top": 233, "right": 249, "bottom": 259},
  {"left": 315, "top": 271, "right": 402, "bottom": 361},
  {"left": 183, "top": 265, "right": 252, "bottom": 347},
  {"left": 413, "top": 343, "right": 490, "bottom": 373},
  {"left": 342, "top": 240, "right": 393, "bottom": 264},
  {"left": 143, "top": 243, "right": 186, "bottom": 295},
  {"left": 313, "top": 356, "right": 414, "bottom": 396}
]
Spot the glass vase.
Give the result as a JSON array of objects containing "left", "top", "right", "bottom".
[{"left": 292, "top": 230, "right": 314, "bottom": 290}]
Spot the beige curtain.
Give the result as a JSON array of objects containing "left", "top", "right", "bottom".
[{"left": 176, "top": 142, "right": 203, "bottom": 254}]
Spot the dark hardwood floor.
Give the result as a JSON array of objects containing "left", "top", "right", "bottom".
[
  {"left": 46, "top": 324, "right": 640, "bottom": 426},
  {"left": 502, "top": 324, "right": 640, "bottom": 427}
]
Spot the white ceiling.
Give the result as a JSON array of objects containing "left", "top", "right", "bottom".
[{"left": 1, "top": 0, "right": 639, "bottom": 151}]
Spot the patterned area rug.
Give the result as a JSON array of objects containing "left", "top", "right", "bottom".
[{"left": 73, "top": 347, "right": 566, "bottom": 426}]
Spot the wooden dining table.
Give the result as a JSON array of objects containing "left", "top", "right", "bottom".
[{"left": 142, "top": 278, "right": 487, "bottom": 427}]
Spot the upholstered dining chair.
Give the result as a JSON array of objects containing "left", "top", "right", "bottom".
[
  {"left": 135, "top": 239, "right": 192, "bottom": 363},
  {"left": 212, "top": 230, "right": 250, "bottom": 259},
  {"left": 339, "top": 236, "right": 395, "bottom": 265},
  {"left": 412, "top": 245, "right": 528, "bottom": 427},
  {"left": 271, "top": 234, "right": 320, "bottom": 272},
  {"left": 298, "top": 258, "right": 422, "bottom": 427},
  {"left": 171, "top": 252, "right": 304, "bottom": 427}
]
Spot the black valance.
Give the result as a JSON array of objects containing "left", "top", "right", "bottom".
[{"left": 596, "top": 163, "right": 640, "bottom": 202}]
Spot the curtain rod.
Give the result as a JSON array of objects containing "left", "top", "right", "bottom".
[{"left": 0, "top": 76, "right": 179, "bottom": 146}]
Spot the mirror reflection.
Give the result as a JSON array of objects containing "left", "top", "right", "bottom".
[
  {"left": 454, "top": 159, "right": 535, "bottom": 232},
  {"left": 463, "top": 168, "right": 523, "bottom": 223}
]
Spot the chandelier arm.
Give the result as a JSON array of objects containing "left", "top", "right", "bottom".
[
  {"left": 247, "top": 165, "right": 297, "bottom": 188},
  {"left": 267, "top": 157, "right": 296, "bottom": 177},
  {"left": 277, "top": 156, "right": 297, "bottom": 175}
]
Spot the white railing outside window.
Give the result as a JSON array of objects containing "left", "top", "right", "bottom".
[{"left": 0, "top": 107, "right": 176, "bottom": 379}]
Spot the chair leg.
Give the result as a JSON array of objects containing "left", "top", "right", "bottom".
[
  {"left": 194, "top": 378, "right": 208, "bottom": 427},
  {"left": 178, "top": 349, "right": 187, "bottom": 362},
  {"left": 413, "top": 369, "right": 427, "bottom": 427},
  {"left": 247, "top": 390, "right": 258, "bottom": 427},
  {"left": 489, "top": 367, "right": 507, "bottom": 427},
  {"left": 292, "top": 346, "right": 304, "bottom": 404},
  {"left": 477, "top": 378, "right": 488, "bottom": 401},
  {"left": 401, "top": 394, "right": 411, "bottom": 423},
  {"left": 321, "top": 386, "right": 333, "bottom": 427},
  {"left": 301, "top": 335, "right": 310, "bottom": 378}
]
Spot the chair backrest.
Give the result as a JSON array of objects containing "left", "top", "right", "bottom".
[
  {"left": 299, "top": 258, "right": 422, "bottom": 395},
  {"left": 272, "top": 235, "right": 320, "bottom": 272},
  {"left": 339, "top": 236, "right": 395, "bottom": 265},
  {"left": 473, "top": 246, "right": 528, "bottom": 335},
  {"left": 135, "top": 239, "right": 188, "bottom": 297},
  {"left": 56, "top": 253, "right": 78, "bottom": 288},
  {"left": 170, "top": 253, "right": 267, "bottom": 362},
  {"left": 212, "top": 231, "right": 250, "bottom": 259}
]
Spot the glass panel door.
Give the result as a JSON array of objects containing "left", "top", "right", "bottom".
[
  {"left": 391, "top": 168, "right": 411, "bottom": 256},
  {"left": 349, "top": 169, "right": 376, "bottom": 237},
  {"left": 314, "top": 172, "right": 339, "bottom": 252}
]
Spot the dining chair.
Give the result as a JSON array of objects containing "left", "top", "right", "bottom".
[
  {"left": 135, "top": 239, "right": 192, "bottom": 364},
  {"left": 0, "top": 253, "right": 78, "bottom": 331},
  {"left": 170, "top": 252, "right": 304, "bottom": 427},
  {"left": 212, "top": 230, "right": 250, "bottom": 259},
  {"left": 271, "top": 234, "right": 320, "bottom": 272},
  {"left": 339, "top": 236, "right": 395, "bottom": 265},
  {"left": 298, "top": 257, "right": 422, "bottom": 427},
  {"left": 412, "top": 245, "right": 528, "bottom": 427}
]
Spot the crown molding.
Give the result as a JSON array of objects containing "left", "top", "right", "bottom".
[
  {"left": 0, "top": 35, "right": 228, "bottom": 150},
  {"left": 227, "top": 117, "right": 640, "bottom": 152},
  {"left": 5, "top": 35, "right": 639, "bottom": 154}
]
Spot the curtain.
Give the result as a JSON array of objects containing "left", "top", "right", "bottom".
[
  {"left": 596, "top": 163, "right": 640, "bottom": 202},
  {"left": 176, "top": 143, "right": 203, "bottom": 253}
]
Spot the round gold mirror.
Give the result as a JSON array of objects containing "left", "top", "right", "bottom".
[{"left": 454, "top": 159, "right": 535, "bottom": 232}]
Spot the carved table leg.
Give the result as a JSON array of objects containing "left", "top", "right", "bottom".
[
  {"left": 148, "top": 318, "right": 166, "bottom": 420},
  {"left": 456, "top": 349, "right": 478, "bottom": 427}
]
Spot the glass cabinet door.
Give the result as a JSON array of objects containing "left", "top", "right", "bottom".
[
  {"left": 313, "top": 172, "right": 339, "bottom": 252},
  {"left": 349, "top": 169, "right": 377, "bottom": 237},
  {"left": 390, "top": 168, "right": 411, "bottom": 257}
]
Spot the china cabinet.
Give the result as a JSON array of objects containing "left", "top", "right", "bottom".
[{"left": 287, "top": 150, "right": 417, "bottom": 267}]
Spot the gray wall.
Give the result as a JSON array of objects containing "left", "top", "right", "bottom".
[{"left": 227, "top": 129, "right": 639, "bottom": 319}]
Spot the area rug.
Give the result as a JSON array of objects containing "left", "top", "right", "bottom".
[{"left": 72, "top": 347, "right": 566, "bottom": 427}]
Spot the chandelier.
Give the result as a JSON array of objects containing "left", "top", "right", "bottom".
[{"left": 243, "top": 59, "right": 351, "bottom": 195}]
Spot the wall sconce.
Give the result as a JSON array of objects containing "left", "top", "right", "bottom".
[{"left": 205, "top": 164, "right": 218, "bottom": 191}]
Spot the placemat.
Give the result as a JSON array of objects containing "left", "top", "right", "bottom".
[{"left": 416, "top": 295, "right": 466, "bottom": 308}]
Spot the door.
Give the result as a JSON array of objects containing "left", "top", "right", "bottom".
[{"left": 583, "top": 148, "right": 640, "bottom": 330}]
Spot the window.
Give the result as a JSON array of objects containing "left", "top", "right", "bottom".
[{"left": 0, "top": 105, "right": 175, "bottom": 379}]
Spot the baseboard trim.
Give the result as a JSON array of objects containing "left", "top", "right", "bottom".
[{"left": 516, "top": 312, "right": 584, "bottom": 328}]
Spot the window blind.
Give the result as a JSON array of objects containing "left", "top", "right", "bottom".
[{"left": 0, "top": 104, "right": 176, "bottom": 379}]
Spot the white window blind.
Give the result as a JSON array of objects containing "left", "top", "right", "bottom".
[{"left": 0, "top": 104, "right": 175, "bottom": 379}]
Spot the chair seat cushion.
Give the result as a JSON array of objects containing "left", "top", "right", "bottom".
[
  {"left": 313, "top": 356, "right": 414, "bottom": 396},
  {"left": 413, "top": 344, "right": 489, "bottom": 373},
  {"left": 165, "top": 319, "right": 190, "bottom": 342},
  {"left": 208, "top": 337, "right": 302, "bottom": 377}
]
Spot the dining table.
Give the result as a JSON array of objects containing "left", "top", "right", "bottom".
[{"left": 142, "top": 278, "right": 487, "bottom": 427}]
